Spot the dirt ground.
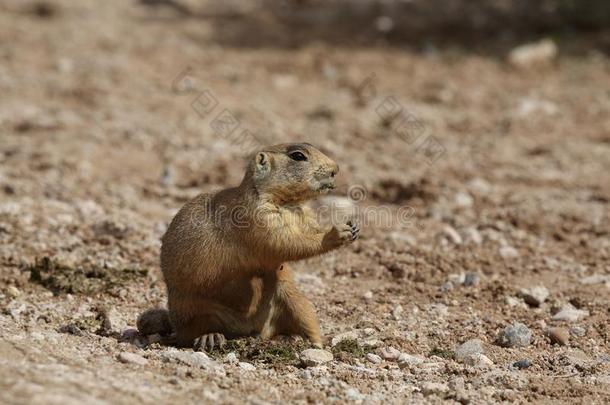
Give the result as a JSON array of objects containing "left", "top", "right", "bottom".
[{"left": 1, "top": 1, "right": 609, "bottom": 404}]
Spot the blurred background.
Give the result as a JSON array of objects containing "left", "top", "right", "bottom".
[{"left": 0, "top": 0, "right": 609, "bottom": 403}]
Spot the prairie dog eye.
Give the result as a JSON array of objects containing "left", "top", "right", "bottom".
[{"left": 289, "top": 151, "right": 307, "bottom": 161}]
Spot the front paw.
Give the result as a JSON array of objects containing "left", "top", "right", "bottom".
[
  {"left": 324, "top": 220, "right": 359, "bottom": 249},
  {"left": 193, "top": 333, "right": 226, "bottom": 352}
]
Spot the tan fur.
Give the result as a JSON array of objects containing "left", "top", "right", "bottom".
[{"left": 140, "top": 143, "right": 358, "bottom": 349}]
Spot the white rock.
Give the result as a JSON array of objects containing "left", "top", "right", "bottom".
[
  {"left": 462, "top": 227, "right": 482, "bottom": 245},
  {"left": 224, "top": 352, "right": 238, "bottom": 364},
  {"left": 469, "top": 353, "right": 494, "bottom": 368},
  {"left": 421, "top": 382, "right": 449, "bottom": 396},
  {"left": 6, "top": 286, "right": 20, "bottom": 298},
  {"left": 392, "top": 305, "right": 403, "bottom": 320},
  {"left": 366, "top": 353, "right": 382, "bottom": 364},
  {"left": 454, "top": 192, "right": 474, "bottom": 208},
  {"left": 300, "top": 349, "right": 333, "bottom": 367},
  {"left": 442, "top": 225, "right": 463, "bottom": 244},
  {"left": 508, "top": 39, "right": 557, "bottom": 69},
  {"left": 161, "top": 349, "right": 224, "bottom": 374},
  {"left": 238, "top": 362, "right": 256, "bottom": 371},
  {"left": 552, "top": 305, "right": 589, "bottom": 322},
  {"left": 397, "top": 353, "right": 424, "bottom": 368},
  {"left": 499, "top": 246, "right": 519, "bottom": 259},
  {"left": 363, "top": 291, "right": 374, "bottom": 300},
  {"left": 379, "top": 346, "right": 401, "bottom": 360},
  {"left": 580, "top": 274, "right": 610, "bottom": 285},
  {"left": 117, "top": 352, "right": 148, "bottom": 366},
  {"left": 455, "top": 339, "right": 483, "bottom": 364},
  {"left": 519, "top": 286, "right": 549, "bottom": 306}
]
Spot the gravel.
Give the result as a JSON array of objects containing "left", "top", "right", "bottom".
[
  {"left": 117, "top": 352, "right": 148, "bottom": 366},
  {"left": 455, "top": 339, "right": 484, "bottom": 364},
  {"left": 551, "top": 305, "right": 590, "bottom": 322},
  {"left": 497, "top": 323, "right": 532, "bottom": 348},
  {"left": 299, "top": 349, "right": 333, "bottom": 367},
  {"left": 519, "top": 286, "right": 549, "bottom": 307}
]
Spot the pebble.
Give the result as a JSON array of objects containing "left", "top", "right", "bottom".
[
  {"left": 117, "top": 352, "right": 148, "bottom": 366},
  {"left": 546, "top": 327, "right": 569, "bottom": 346},
  {"left": 6, "top": 286, "right": 20, "bottom": 298},
  {"left": 580, "top": 274, "right": 610, "bottom": 285},
  {"left": 463, "top": 273, "right": 480, "bottom": 287},
  {"left": 455, "top": 339, "right": 484, "bottom": 364},
  {"left": 442, "top": 225, "right": 462, "bottom": 244},
  {"left": 238, "top": 362, "right": 256, "bottom": 371},
  {"left": 497, "top": 323, "right": 532, "bottom": 348},
  {"left": 366, "top": 353, "right": 382, "bottom": 364},
  {"left": 363, "top": 291, "right": 374, "bottom": 300},
  {"left": 499, "top": 246, "right": 519, "bottom": 259},
  {"left": 513, "top": 359, "right": 532, "bottom": 369},
  {"left": 570, "top": 326, "right": 586, "bottom": 337},
  {"left": 462, "top": 227, "right": 483, "bottom": 245},
  {"left": 470, "top": 354, "right": 494, "bottom": 368},
  {"left": 551, "top": 305, "right": 589, "bottom": 322},
  {"left": 161, "top": 349, "right": 223, "bottom": 373},
  {"left": 300, "top": 349, "right": 333, "bottom": 367},
  {"left": 454, "top": 192, "right": 474, "bottom": 208},
  {"left": 224, "top": 352, "right": 239, "bottom": 364},
  {"left": 379, "top": 346, "right": 401, "bottom": 361},
  {"left": 397, "top": 353, "right": 424, "bottom": 369},
  {"left": 508, "top": 38, "right": 557, "bottom": 69},
  {"left": 519, "top": 286, "right": 549, "bottom": 307},
  {"left": 392, "top": 305, "right": 403, "bottom": 320},
  {"left": 345, "top": 387, "right": 366, "bottom": 401},
  {"left": 421, "top": 382, "right": 449, "bottom": 396},
  {"left": 99, "top": 308, "right": 127, "bottom": 335}
]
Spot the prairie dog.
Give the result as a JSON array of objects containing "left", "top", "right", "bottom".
[{"left": 138, "top": 143, "right": 359, "bottom": 350}]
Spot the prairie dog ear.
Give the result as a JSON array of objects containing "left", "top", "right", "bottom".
[{"left": 254, "top": 152, "right": 271, "bottom": 179}]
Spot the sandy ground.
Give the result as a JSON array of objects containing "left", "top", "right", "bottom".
[{"left": 1, "top": 1, "right": 609, "bottom": 404}]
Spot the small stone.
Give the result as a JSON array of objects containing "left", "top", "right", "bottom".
[
  {"left": 546, "top": 327, "right": 569, "bottom": 346},
  {"left": 499, "top": 246, "right": 519, "bottom": 259},
  {"left": 455, "top": 339, "right": 484, "bottom": 364},
  {"left": 519, "top": 286, "right": 549, "bottom": 307},
  {"left": 421, "top": 382, "right": 449, "bottom": 396},
  {"left": 463, "top": 273, "right": 480, "bottom": 287},
  {"left": 570, "top": 326, "right": 586, "bottom": 337},
  {"left": 508, "top": 39, "right": 557, "bottom": 69},
  {"left": 513, "top": 359, "right": 532, "bottom": 369},
  {"left": 238, "top": 362, "right": 256, "bottom": 371},
  {"left": 471, "top": 354, "right": 494, "bottom": 368},
  {"left": 345, "top": 387, "right": 366, "bottom": 401},
  {"left": 580, "top": 274, "right": 610, "bottom": 285},
  {"left": 392, "top": 305, "right": 403, "bottom": 320},
  {"left": 397, "top": 353, "right": 424, "bottom": 368},
  {"left": 224, "top": 352, "right": 238, "bottom": 364},
  {"left": 117, "top": 352, "right": 148, "bottom": 366},
  {"left": 551, "top": 305, "right": 589, "bottom": 322},
  {"left": 462, "top": 227, "right": 482, "bottom": 245},
  {"left": 379, "top": 346, "right": 401, "bottom": 360},
  {"left": 366, "top": 353, "right": 382, "bottom": 364},
  {"left": 6, "top": 286, "right": 20, "bottom": 298},
  {"left": 497, "top": 323, "right": 532, "bottom": 348},
  {"left": 161, "top": 349, "right": 223, "bottom": 373},
  {"left": 363, "top": 291, "right": 373, "bottom": 300},
  {"left": 454, "top": 192, "right": 474, "bottom": 208},
  {"left": 442, "top": 225, "right": 462, "bottom": 244},
  {"left": 300, "top": 349, "right": 333, "bottom": 367}
]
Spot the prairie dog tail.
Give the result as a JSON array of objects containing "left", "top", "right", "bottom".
[{"left": 137, "top": 308, "right": 173, "bottom": 336}]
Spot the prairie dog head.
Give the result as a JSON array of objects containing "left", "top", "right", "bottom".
[{"left": 246, "top": 143, "right": 339, "bottom": 203}]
